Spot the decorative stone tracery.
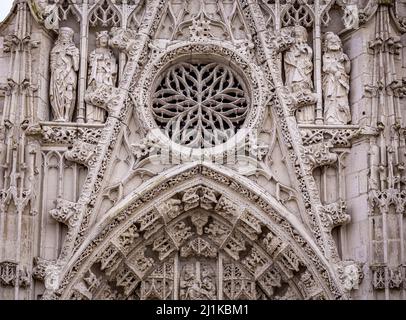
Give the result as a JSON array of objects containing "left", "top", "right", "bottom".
[{"left": 1, "top": 0, "right": 404, "bottom": 301}]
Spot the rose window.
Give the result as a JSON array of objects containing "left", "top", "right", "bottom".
[{"left": 152, "top": 62, "right": 250, "bottom": 148}]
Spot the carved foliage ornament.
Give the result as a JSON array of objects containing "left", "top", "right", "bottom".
[{"left": 52, "top": 165, "right": 349, "bottom": 299}]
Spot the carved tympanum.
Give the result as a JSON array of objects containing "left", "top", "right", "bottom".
[{"left": 49, "top": 27, "right": 79, "bottom": 122}]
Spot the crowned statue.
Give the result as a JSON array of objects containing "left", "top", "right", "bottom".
[
  {"left": 322, "top": 32, "right": 352, "bottom": 125},
  {"left": 86, "top": 31, "right": 118, "bottom": 123},
  {"left": 49, "top": 27, "right": 80, "bottom": 122}
]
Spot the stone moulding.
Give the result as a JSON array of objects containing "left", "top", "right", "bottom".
[{"left": 0, "top": 261, "right": 31, "bottom": 288}]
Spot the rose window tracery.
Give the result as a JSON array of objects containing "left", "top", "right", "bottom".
[{"left": 151, "top": 62, "right": 250, "bottom": 148}]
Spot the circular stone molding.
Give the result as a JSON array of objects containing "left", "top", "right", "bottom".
[{"left": 135, "top": 41, "right": 268, "bottom": 158}]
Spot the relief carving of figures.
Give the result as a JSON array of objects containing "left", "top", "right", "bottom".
[
  {"left": 284, "top": 26, "right": 316, "bottom": 123},
  {"left": 180, "top": 263, "right": 216, "bottom": 300},
  {"left": 322, "top": 32, "right": 352, "bottom": 125},
  {"left": 87, "top": 31, "right": 118, "bottom": 123},
  {"left": 50, "top": 27, "right": 80, "bottom": 122}
]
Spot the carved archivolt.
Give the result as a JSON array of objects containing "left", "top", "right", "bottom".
[{"left": 46, "top": 164, "right": 349, "bottom": 300}]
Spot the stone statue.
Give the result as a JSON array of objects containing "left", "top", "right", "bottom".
[
  {"left": 343, "top": 4, "right": 359, "bottom": 30},
  {"left": 86, "top": 31, "right": 117, "bottom": 123},
  {"left": 49, "top": 27, "right": 79, "bottom": 122},
  {"left": 322, "top": 32, "right": 351, "bottom": 125},
  {"left": 284, "top": 26, "right": 315, "bottom": 123}
]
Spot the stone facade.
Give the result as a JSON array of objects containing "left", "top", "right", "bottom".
[{"left": 0, "top": 0, "right": 405, "bottom": 300}]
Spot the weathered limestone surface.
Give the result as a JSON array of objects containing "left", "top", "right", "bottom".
[{"left": 0, "top": 0, "right": 405, "bottom": 300}]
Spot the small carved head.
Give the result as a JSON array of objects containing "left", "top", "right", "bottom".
[
  {"left": 323, "top": 32, "right": 342, "bottom": 52},
  {"left": 58, "top": 27, "right": 75, "bottom": 43},
  {"left": 96, "top": 31, "right": 110, "bottom": 48}
]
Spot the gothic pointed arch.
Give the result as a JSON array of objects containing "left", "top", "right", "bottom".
[{"left": 52, "top": 164, "right": 347, "bottom": 300}]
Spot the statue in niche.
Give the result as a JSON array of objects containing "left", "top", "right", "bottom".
[
  {"left": 180, "top": 263, "right": 216, "bottom": 300},
  {"left": 86, "top": 31, "right": 117, "bottom": 123},
  {"left": 49, "top": 27, "right": 80, "bottom": 122},
  {"left": 284, "top": 26, "right": 316, "bottom": 124},
  {"left": 322, "top": 32, "right": 351, "bottom": 125}
]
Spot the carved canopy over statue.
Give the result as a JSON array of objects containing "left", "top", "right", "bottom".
[
  {"left": 49, "top": 27, "right": 80, "bottom": 122},
  {"left": 86, "top": 31, "right": 118, "bottom": 123},
  {"left": 322, "top": 32, "right": 352, "bottom": 125}
]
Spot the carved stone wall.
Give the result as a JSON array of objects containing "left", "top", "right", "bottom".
[{"left": 0, "top": 0, "right": 405, "bottom": 300}]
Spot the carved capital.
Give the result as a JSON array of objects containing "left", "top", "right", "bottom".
[
  {"left": 32, "top": 257, "right": 52, "bottom": 281},
  {"left": 292, "top": 90, "right": 318, "bottom": 112},
  {"left": 40, "top": 126, "right": 103, "bottom": 146},
  {"left": 368, "top": 35, "right": 402, "bottom": 55},
  {"left": 0, "top": 261, "right": 17, "bottom": 286},
  {"left": 368, "top": 188, "right": 406, "bottom": 215},
  {"left": 3, "top": 34, "right": 39, "bottom": 53},
  {"left": 65, "top": 140, "right": 97, "bottom": 168},
  {"left": 49, "top": 198, "right": 80, "bottom": 227},
  {"left": 131, "top": 134, "right": 161, "bottom": 162}
]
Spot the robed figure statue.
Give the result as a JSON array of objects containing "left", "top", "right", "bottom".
[{"left": 86, "top": 31, "right": 117, "bottom": 123}]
